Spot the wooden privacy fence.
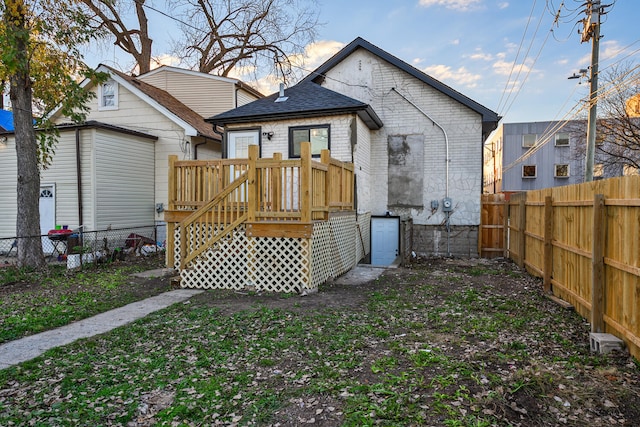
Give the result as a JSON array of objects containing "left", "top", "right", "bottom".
[
  {"left": 479, "top": 193, "right": 507, "bottom": 258},
  {"left": 507, "top": 175, "right": 640, "bottom": 359}
]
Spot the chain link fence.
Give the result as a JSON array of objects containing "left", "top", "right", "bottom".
[{"left": 1, "top": 224, "right": 166, "bottom": 266}]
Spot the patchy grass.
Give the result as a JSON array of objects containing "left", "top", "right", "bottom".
[
  {"left": 0, "top": 257, "right": 169, "bottom": 344},
  {"left": 0, "top": 258, "right": 638, "bottom": 426}
]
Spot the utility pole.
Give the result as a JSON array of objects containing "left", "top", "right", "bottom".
[{"left": 580, "top": 1, "right": 607, "bottom": 182}]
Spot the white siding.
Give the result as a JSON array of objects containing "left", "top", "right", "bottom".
[
  {"left": 227, "top": 114, "right": 355, "bottom": 162},
  {"left": 40, "top": 130, "right": 94, "bottom": 231},
  {"left": 354, "top": 116, "right": 372, "bottom": 213},
  {"left": 93, "top": 129, "right": 155, "bottom": 229},
  {"left": 137, "top": 69, "right": 237, "bottom": 117},
  {"left": 236, "top": 89, "right": 260, "bottom": 107},
  {"left": 0, "top": 137, "right": 18, "bottom": 238},
  {"left": 53, "top": 81, "right": 193, "bottom": 220},
  {"left": 320, "top": 49, "right": 484, "bottom": 226}
]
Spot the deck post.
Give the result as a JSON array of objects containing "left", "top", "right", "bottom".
[
  {"left": 167, "top": 155, "right": 177, "bottom": 268},
  {"left": 301, "top": 142, "right": 312, "bottom": 223},
  {"left": 272, "top": 152, "right": 282, "bottom": 212},
  {"left": 321, "top": 149, "right": 331, "bottom": 220},
  {"left": 248, "top": 145, "right": 259, "bottom": 223},
  {"left": 591, "top": 194, "right": 606, "bottom": 333}
]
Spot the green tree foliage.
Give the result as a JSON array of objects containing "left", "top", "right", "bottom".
[{"left": 0, "top": 0, "right": 105, "bottom": 268}]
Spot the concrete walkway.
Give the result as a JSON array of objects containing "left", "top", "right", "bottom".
[{"left": 0, "top": 289, "right": 202, "bottom": 370}]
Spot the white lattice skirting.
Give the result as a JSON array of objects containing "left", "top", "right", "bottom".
[{"left": 175, "top": 212, "right": 371, "bottom": 293}]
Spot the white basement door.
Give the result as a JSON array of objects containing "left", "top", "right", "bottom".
[{"left": 371, "top": 216, "right": 399, "bottom": 266}]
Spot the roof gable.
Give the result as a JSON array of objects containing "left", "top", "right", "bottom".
[
  {"left": 209, "top": 81, "right": 382, "bottom": 130},
  {"left": 302, "top": 37, "right": 499, "bottom": 129}
]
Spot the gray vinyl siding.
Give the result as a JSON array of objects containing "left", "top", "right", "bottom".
[
  {"left": 94, "top": 130, "right": 155, "bottom": 229},
  {"left": 500, "top": 122, "right": 583, "bottom": 192}
]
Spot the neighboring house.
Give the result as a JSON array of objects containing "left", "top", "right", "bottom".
[
  {"left": 484, "top": 120, "right": 640, "bottom": 194},
  {"left": 0, "top": 65, "right": 261, "bottom": 243},
  {"left": 209, "top": 37, "right": 499, "bottom": 258}
]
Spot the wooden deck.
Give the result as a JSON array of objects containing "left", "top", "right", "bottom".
[{"left": 164, "top": 143, "right": 355, "bottom": 269}]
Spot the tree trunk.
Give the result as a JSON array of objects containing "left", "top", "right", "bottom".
[{"left": 7, "top": 0, "right": 46, "bottom": 269}]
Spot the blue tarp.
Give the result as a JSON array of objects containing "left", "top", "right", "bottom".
[{"left": 0, "top": 109, "right": 14, "bottom": 132}]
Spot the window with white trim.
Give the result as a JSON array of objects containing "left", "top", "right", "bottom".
[
  {"left": 554, "top": 164, "right": 569, "bottom": 177},
  {"left": 522, "top": 134, "right": 536, "bottom": 148},
  {"left": 98, "top": 79, "right": 118, "bottom": 110},
  {"left": 522, "top": 165, "right": 537, "bottom": 178},
  {"left": 555, "top": 133, "right": 569, "bottom": 146}
]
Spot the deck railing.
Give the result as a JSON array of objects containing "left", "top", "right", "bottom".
[{"left": 165, "top": 143, "right": 354, "bottom": 266}]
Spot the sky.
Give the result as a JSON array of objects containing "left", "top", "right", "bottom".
[{"left": 85, "top": 0, "right": 640, "bottom": 124}]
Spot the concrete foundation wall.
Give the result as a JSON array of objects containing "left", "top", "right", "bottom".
[{"left": 412, "top": 224, "right": 479, "bottom": 258}]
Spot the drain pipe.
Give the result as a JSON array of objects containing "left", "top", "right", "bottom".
[{"left": 390, "top": 87, "right": 452, "bottom": 255}]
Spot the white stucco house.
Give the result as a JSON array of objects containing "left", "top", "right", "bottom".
[
  {"left": 208, "top": 37, "right": 499, "bottom": 259},
  {"left": 0, "top": 65, "right": 262, "bottom": 244}
]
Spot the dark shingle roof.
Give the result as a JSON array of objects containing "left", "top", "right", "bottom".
[
  {"left": 208, "top": 81, "right": 383, "bottom": 130},
  {"left": 302, "top": 37, "right": 500, "bottom": 134},
  {"left": 102, "top": 65, "right": 220, "bottom": 141}
]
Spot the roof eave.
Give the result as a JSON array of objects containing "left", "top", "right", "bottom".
[{"left": 209, "top": 105, "right": 383, "bottom": 130}]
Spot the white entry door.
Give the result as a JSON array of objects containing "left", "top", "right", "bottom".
[
  {"left": 39, "top": 185, "right": 56, "bottom": 254},
  {"left": 371, "top": 216, "right": 400, "bottom": 266}
]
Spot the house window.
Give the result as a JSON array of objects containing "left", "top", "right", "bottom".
[
  {"left": 289, "top": 125, "right": 330, "bottom": 157},
  {"left": 98, "top": 79, "right": 118, "bottom": 110},
  {"left": 555, "top": 133, "right": 569, "bottom": 146},
  {"left": 522, "top": 165, "right": 537, "bottom": 178},
  {"left": 624, "top": 164, "right": 639, "bottom": 176},
  {"left": 554, "top": 164, "right": 569, "bottom": 178},
  {"left": 594, "top": 164, "right": 604, "bottom": 178},
  {"left": 522, "top": 134, "right": 536, "bottom": 148}
]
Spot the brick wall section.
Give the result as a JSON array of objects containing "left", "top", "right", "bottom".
[{"left": 320, "top": 49, "right": 484, "bottom": 256}]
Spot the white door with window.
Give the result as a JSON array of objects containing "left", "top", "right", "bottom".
[
  {"left": 39, "top": 185, "right": 55, "bottom": 254},
  {"left": 227, "top": 131, "right": 259, "bottom": 201},
  {"left": 371, "top": 216, "right": 400, "bottom": 266}
]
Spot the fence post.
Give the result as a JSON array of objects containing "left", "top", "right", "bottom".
[
  {"left": 591, "top": 194, "right": 606, "bottom": 333},
  {"left": 503, "top": 199, "right": 509, "bottom": 258},
  {"left": 543, "top": 196, "right": 553, "bottom": 293},
  {"left": 300, "top": 142, "right": 312, "bottom": 223},
  {"left": 167, "top": 155, "right": 177, "bottom": 268},
  {"left": 517, "top": 197, "right": 526, "bottom": 268},
  {"left": 247, "top": 145, "right": 259, "bottom": 223}
]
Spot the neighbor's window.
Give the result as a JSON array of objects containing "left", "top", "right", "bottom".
[
  {"left": 594, "top": 163, "right": 604, "bottom": 177},
  {"left": 289, "top": 125, "right": 330, "bottom": 157},
  {"left": 522, "top": 165, "right": 537, "bottom": 178},
  {"left": 554, "top": 164, "right": 569, "bottom": 178},
  {"left": 555, "top": 133, "right": 570, "bottom": 146},
  {"left": 522, "top": 134, "right": 537, "bottom": 148},
  {"left": 99, "top": 79, "right": 118, "bottom": 110}
]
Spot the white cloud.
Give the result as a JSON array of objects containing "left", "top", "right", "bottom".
[
  {"left": 497, "top": 2, "right": 509, "bottom": 9},
  {"left": 418, "top": 0, "right": 482, "bottom": 11},
  {"left": 492, "top": 58, "right": 533, "bottom": 76},
  {"left": 293, "top": 40, "right": 345, "bottom": 71},
  {"left": 468, "top": 48, "right": 493, "bottom": 61},
  {"left": 422, "top": 64, "right": 481, "bottom": 88},
  {"left": 151, "top": 54, "right": 181, "bottom": 69},
  {"left": 451, "top": 39, "right": 460, "bottom": 45}
]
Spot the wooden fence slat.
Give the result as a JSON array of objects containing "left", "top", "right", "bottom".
[{"left": 543, "top": 196, "right": 553, "bottom": 293}]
